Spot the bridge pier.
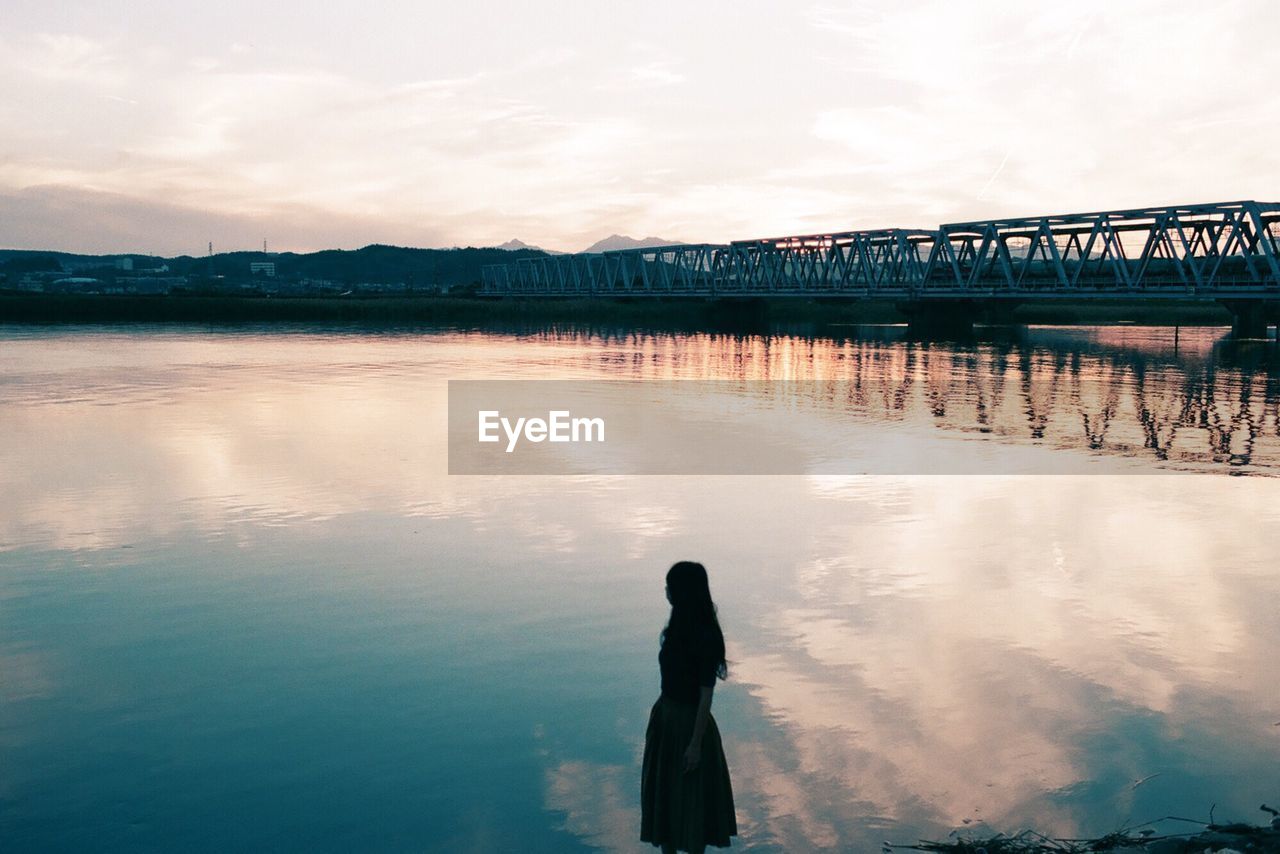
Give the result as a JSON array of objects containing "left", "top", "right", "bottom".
[
  {"left": 1219, "top": 299, "right": 1274, "bottom": 339},
  {"left": 709, "top": 297, "right": 770, "bottom": 327},
  {"left": 896, "top": 299, "right": 985, "bottom": 338}
]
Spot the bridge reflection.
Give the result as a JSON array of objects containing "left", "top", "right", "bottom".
[{"left": 497, "top": 323, "right": 1280, "bottom": 472}]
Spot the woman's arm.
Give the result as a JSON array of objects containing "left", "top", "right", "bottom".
[{"left": 683, "top": 684, "right": 713, "bottom": 773}]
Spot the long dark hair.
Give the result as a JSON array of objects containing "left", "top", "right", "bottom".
[{"left": 660, "top": 560, "right": 727, "bottom": 680}]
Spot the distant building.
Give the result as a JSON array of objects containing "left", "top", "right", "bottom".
[
  {"left": 115, "top": 257, "right": 134, "bottom": 271},
  {"left": 249, "top": 262, "right": 276, "bottom": 277},
  {"left": 60, "top": 258, "right": 103, "bottom": 273},
  {"left": 116, "top": 276, "right": 187, "bottom": 294},
  {"left": 47, "top": 277, "right": 102, "bottom": 293},
  {"left": 299, "top": 277, "right": 339, "bottom": 292}
]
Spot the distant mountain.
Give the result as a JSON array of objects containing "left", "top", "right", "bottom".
[
  {"left": 582, "top": 234, "right": 682, "bottom": 253},
  {"left": 496, "top": 238, "right": 565, "bottom": 254}
]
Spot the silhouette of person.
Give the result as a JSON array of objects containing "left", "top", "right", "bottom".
[{"left": 641, "top": 561, "right": 737, "bottom": 853}]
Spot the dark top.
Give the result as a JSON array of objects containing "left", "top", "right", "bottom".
[{"left": 659, "top": 627, "right": 720, "bottom": 706}]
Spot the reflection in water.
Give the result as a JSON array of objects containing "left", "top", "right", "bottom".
[
  {"left": 1, "top": 324, "right": 1279, "bottom": 852},
  {"left": 543, "top": 759, "right": 634, "bottom": 851},
  {"left": 557, "top": 324, "right": 1280, "bottom": 472},
  {"left": 668, "top": 474, "right": 1280, "bottom": 849}
]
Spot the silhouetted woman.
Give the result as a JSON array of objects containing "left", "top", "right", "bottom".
[{"left": 641, "top": 561, "right": 737, "bottom": 853}]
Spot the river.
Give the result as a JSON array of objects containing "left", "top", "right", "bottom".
[{"left": 1, "top": 322, "right": 1278, "bottom": 851}]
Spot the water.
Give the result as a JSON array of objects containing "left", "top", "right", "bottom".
[{"left": 2, "top": 322, "right": 1279, "bottom": 852}]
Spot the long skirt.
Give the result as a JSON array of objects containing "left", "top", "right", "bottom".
[{"left": 640, "top": 695, "right": 737, "bottom": 850}]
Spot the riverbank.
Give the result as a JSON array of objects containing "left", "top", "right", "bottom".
[
  {"left": 890, "top": 812, "right": 1280, "bottom": 853},
  {"left": 0, "top": 291, "right": 1237, "bottom": 327}
]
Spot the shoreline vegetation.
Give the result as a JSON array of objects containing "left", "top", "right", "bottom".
[
  {"left": 889, "top": 808, "right": 1280, "bottom": 853},
  {"left": 0, "top": 292, "right": 1239, "bottom": 328}
]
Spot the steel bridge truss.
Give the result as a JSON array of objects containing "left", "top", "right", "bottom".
[
  {"left": 481, "top": 201, "right": 1280, "bottom": 298},
  {"left": 490, "top": 245, "right": 721, "bottom": 296}
]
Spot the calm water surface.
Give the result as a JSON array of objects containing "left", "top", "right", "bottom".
[{"left": 2, "top": 323, "right": 1279, "bottom": 852}]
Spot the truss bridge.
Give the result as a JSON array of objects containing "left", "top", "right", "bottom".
[{"left": 481, "top": 200, "right": 1280, "bottom": 336}]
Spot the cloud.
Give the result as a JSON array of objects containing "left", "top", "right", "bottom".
[
  {"left": 4, "top": 33, "right": 125, "bottom": 85},
  {"left": 627, "top": 60, "right": 684, "bottom": 87},
  {"left": 0, "top": 34, "right": 658, "bottom": 251},
  {"left": 0, "top": 185, "right": 449, "bottom": 255},
  {"left": 801, "top": 1, "right": 1280, "bottom": 220},
  {"left": 1, "top": 4, "right": 1279, "bottom": 252}
]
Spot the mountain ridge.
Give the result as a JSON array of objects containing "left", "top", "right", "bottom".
[
  {"left": 0, "top": 244, "right": 550, "bottom": 288},
  {"left": 581, "top": 234, "right": 682, "bottom": 253},
  {"left": 497, "top": 238, "right": 565, "bottom": 254}
]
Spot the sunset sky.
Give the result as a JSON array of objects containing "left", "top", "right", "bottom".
[{"left": 2, "top": 0, "right": 1278, "bottom": 256}]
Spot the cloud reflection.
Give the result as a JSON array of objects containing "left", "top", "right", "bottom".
[
  {"left": 727, "top": 474, "right": 1280, "bottom": 841},
  {"left": 543, "top": 759, "right": 636, "bottom": 852}
]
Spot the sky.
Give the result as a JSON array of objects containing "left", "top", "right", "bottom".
[{"left": 1, "top": 0, "right": 1278, "bottom": 256}]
